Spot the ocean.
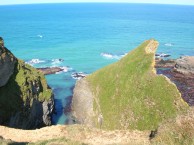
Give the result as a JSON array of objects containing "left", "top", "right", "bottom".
[{"left": 0, "top": 3, "right": 194, "bottom": 125}]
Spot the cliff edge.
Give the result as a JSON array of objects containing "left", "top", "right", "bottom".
[
  {"left": 0, "top": 37, "right": 54, "bottom": 129},
  {"left": 72, "top": 39, "right": 188, "bottom": 130}
]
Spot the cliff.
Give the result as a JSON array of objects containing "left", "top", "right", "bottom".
[
  {"left": 0, "top": 37, "right": 54, "bottom": 129},
  {"left": 72, "top": 39, "right": 188, "bottom": 130}
]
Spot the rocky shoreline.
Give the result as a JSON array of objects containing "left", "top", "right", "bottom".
[
  {"left": 37, "top": 67, "right": 63, "bottom": 75},
  {"left": 156, "top": 56, "right": 194, "bottom": 105}
]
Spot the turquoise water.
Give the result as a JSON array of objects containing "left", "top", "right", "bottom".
[{"left": 0, "top": 3, "right": 194, "bottom": 124}]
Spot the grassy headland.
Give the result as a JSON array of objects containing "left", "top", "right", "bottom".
[{"left": 87, "top": 39, "right": 188, "bottom": 130}]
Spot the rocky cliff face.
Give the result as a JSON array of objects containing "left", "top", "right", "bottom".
[
  {"left": 72, "top": 78, "right": 95, "bottom": 126},
  {"left": 0, "top": 37, "right": 17, "bottom": 87},
  {"left": 0, "top": 37, "right": 54, "bottom": 129}
]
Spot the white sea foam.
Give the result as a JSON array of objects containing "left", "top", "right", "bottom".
[
  {"left": 164, "top": 43, "right": 173, "bottom": 47},
  {"left": 26, "top": 59, "right": 45, "bottom": 66},
  {"left": 54, "top": 67, "right": 72, "bottom": 74},
  {"left": 100, "top": 53, "right": 126, "bottom": 59},
  {"left": 120, "top": 53, "right": 128, "bottom": 57},
  {"left": 51, "top": 59, "right": 64, "bottom": 66},
  {"left": 59, "top": 66, "right": 69, "bottom": 72},
  {"left": 101, "top": 53, "right": 127, "bottom": 60},
  {"left": 155, "top": 53, "right": 171, "bottom": 58},
  {"left": 37, "top": 34, "right": 43, "bottom": 38},
  {"left": 71, "top": 72, "right": 87, "bottom": 80},
  {"left": 55, "top": 71, "right": 63, "bottom": 74}
]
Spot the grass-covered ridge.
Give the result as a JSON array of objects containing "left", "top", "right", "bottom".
[{"left": 87, "top": 39, "right": 188, "bottom": 130}]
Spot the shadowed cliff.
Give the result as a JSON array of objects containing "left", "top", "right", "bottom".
[{"left": 0, "top": 37, "right": 54, "bottom": 129}]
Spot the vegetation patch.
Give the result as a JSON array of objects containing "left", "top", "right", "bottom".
[{"left": 152, "top": 107, "right": 194, "bottom": 145}]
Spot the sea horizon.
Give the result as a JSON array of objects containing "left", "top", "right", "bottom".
[{"left": 1, "top": 2, "right": 194, "bottom": 6}]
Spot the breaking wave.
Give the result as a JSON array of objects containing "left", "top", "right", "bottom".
[
  {"left": 26, "top": 58, "right": 65, "bottom": 67},
  {"left": 164, "top": 43, "right": 173, "bottom": 47},
  {"left": 51, "top": 59, "right": 64, "bottom": 66},
  {"left": 26, "top": 59, "right": 46, "bottom": 66},
  {"left": 71, "top": 72, "right": 87, "bottom": 80},
  {"left": 101, "top": 53, "right": 127, "bottom": 60},
  {"left": 37, "top": 34, "right": 43, "bottom": 38}
]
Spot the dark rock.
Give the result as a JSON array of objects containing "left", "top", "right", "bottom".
[
  {"left": 42, "top": 97, "right": 54, "bottom": 126},
  {"left": 59, "top": 59, "right": 64, "bottom": 62},
  {"left": 156, "top": 56, "right": 194, "bottom": 106},
  {"left": 149, "top": 129, "right": 158, "bottom": 140},
  {"left": 155, "top": 58, "right": 176, "bottom": 68},
  {"left": 0, "top": 37, "right": 4, "bottom": 47},
  {"left": 71, "top": 72, "right": 87, "bottom": 80},
  {"left": 37, "top": 67, "right": 63, "bottom": 75},
  {"left": 155, "top": 53, "right": 171, "bottom": 58}
]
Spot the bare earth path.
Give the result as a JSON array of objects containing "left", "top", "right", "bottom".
[{"left": 0, "top": 125, "right": 150, "bottom": 145}]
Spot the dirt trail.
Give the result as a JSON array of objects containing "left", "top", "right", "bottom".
[{"left": 0, "top": 125, "right": 150, "bottom": 145}]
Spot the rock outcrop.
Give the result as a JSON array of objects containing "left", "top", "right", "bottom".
[
  {"left": 72, "top": 78, "right": 95, "bottom": 126},
  {"left": 72, "top": 39, "right": 188, "bottom": 130},
  {"left": 37, "top": 67, "right": 63, "bottom": 75},
  {"left": 0, "top": 37, "right": 17, "bottom": 87},
  {"left": 174, "top": 56, "right": 194, "bottom": 75},
  {"left": 0, "top": 37, "right": 54, "bottom": 129},
  {"left": 156, "top": 56, "right": 194, "bottom": 106},
  {"left": 155, "top": 58, "right": 176, "bottom": 68}
]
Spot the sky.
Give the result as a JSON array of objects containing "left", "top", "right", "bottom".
[{"left": 0, "top": 0, "right": 194, "bottom": 5}]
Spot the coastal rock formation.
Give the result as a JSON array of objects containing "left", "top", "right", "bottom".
[
  {"left": 0, "top": 37, "right": 54, "bottom": 129},
  {"left": 155, "top": 58, "right": 176, "bottom": 68},
  {"left": 72, "top": 39, "right": 188, "bottom": 130},
  {"left": 174, "top": 56, "right": 194, "bottom": 75},
  {"left": 156, "top": 57, "right": 194, "bottom": 106},
  {"left": 37, "top": 67, "right": 63, "bottom": 75}
]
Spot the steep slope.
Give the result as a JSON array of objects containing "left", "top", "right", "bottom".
[
  {"left": 0, "top": 37, "right": 54, "bottom": 129},
  {"left": 72, "top": 39, "right": 188, "bottom": 130}
]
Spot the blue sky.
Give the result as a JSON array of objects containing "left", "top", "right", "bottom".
[{"left": 0, "top": 0, "right": 194, "bottom": 5}]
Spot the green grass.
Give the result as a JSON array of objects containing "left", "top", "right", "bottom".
[
  {"left": 152, "top": 108, "right": 194, "bottom": 145},
  {"left": 15, "top": 59, "right": 52, "bottom": 102},
  {"left": 87, "top": 40, "right": 188, "bottom": 130}
]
